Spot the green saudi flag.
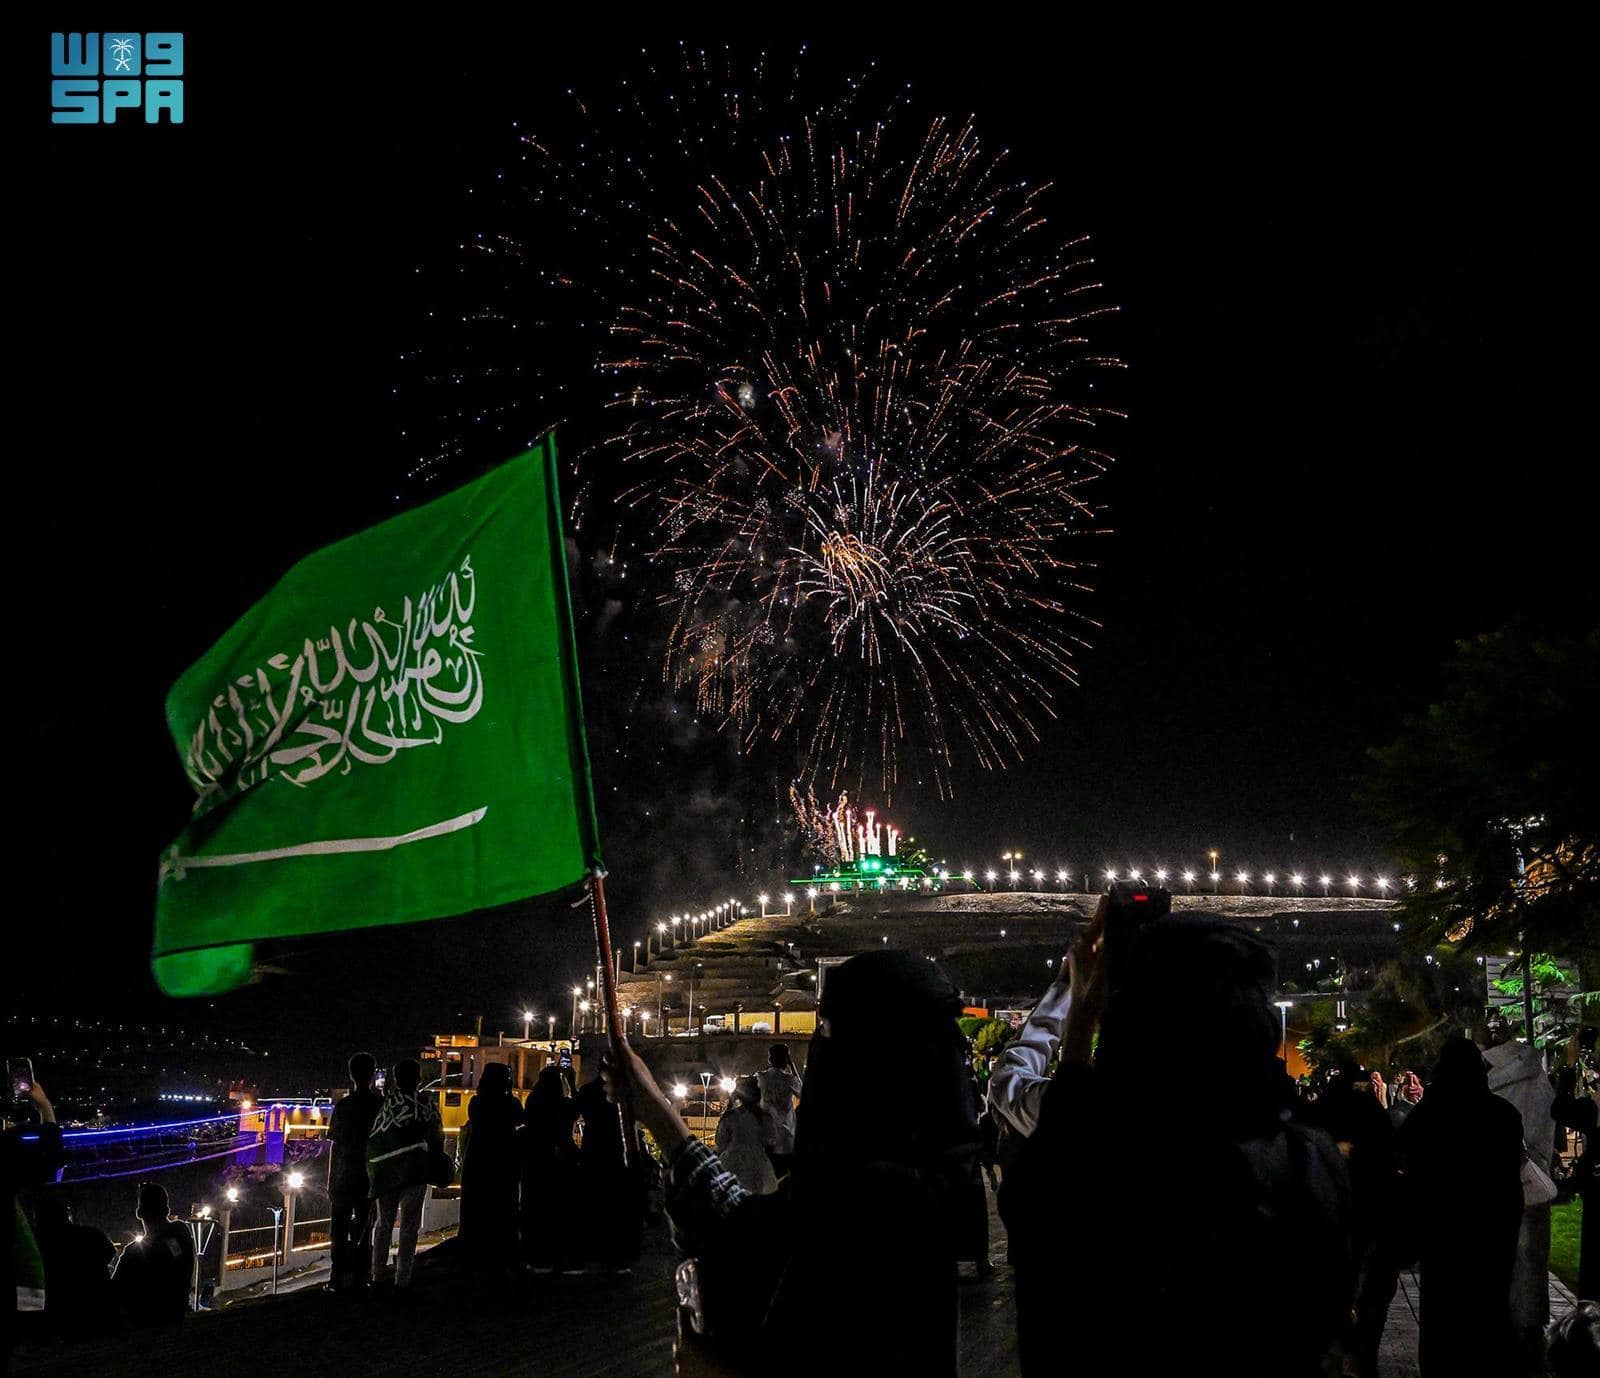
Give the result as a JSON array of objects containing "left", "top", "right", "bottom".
[{"left": 154, "top": 437, "right": 601, "bottom": 997}]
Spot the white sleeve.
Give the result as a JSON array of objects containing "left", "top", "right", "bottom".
[{"left": 987, "top": 981, "right": 1072, "bottom": 1138}]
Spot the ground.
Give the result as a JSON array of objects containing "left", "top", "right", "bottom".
[{"left": 13, "top": 1184, "right": 1579, "bottom": 1376}]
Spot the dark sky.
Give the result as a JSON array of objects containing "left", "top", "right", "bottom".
[{"left": 23, "top": 23, "right": 1588, "bottom": 1070}]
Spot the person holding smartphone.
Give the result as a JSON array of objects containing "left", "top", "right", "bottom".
[
  {"left": 3, "top": 1069, "right": 62, "bottom": 1366},
  {"left": 1004, "top": 907, "right": 1355, "bottom": 1376}
]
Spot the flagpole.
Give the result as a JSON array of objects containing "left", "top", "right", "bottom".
[
  {"left": 589, "top": 869, "right": 638, "bottom": 1166},
  {"left": 541, "top": 432, "right": 636, "bottom": 1167}
]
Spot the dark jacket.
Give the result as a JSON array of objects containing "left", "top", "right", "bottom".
[
  {"left": 327, "top": 1087, "right": 384, "bottom": 1195},
  {"left": 113, "top": 1219, "right": 195, "bottom": 1327},
  {"left": 1005, "top": 1062, "right": 1353, "bottom": 1377}
]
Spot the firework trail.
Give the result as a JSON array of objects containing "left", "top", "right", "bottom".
[{"left": 409, "top": 45, "right": 1123, "bottom": 798}]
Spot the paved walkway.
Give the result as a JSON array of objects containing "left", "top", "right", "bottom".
[
  {"left": 1377, "top": 1266, "right": 1580, "bottom": 1377},
  {"left": 12, "top": 1191, "right": 1580, "bottom": 1377}
]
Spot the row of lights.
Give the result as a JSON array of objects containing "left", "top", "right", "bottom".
[{"left": 810, "top": 866, "right": 1401, "bottom": 895}]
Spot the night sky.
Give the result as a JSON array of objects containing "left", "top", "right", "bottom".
[{"left": 24, "top": 24, "right": 1588, "bottom": 1076}]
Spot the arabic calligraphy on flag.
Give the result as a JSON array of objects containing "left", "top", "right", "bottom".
[{"left": 182, "top": 557, "right": 483, "bottom": 812}]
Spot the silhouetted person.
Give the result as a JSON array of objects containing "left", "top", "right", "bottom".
[
  {"left": 1552, "top": 1062, "right": 1597, "bottom": 1301},
  {"left": 754, "top": 1044, "right": 802, "bottom": 1178},
  {"left": 32, "top": 1196, "right": 115, "bottom": 1339},
  {"left": 3, "top": 1079, "right": 62, "bottom": 1365},
  {"left": 1004, "top": 907, "right": 1354, "bottom": 1376},
  {"left": 1399, "top": 1037, "right": 1524, "bottom": 1376},
  {"left": 112, "top": 1182, "right": 195, "bottom": 1327},
  {"left": 327, "top": 1051, "right": 383, "bottom": 1293},
  {"left": 714, "top": 1077, "right": 777, "bottom": 1196},
  {"left": 460, "top": 1061, "right": 523, "bottom": 1269},
  {"left": 575, "top": 1072, "right": 641, "bottom": 1273},
  {"left": 519, "top": 1065, "right": 579, "bottom": 1272},
  {"left": 605, "top": 950, "right": 981, "bottom": 1377},
  {"left": 1487, "top": 1033, "right": 1559, "bottom": 1367},
  {"left": 1301, "top": 1055, "right": 1399, "bottom": 1378},
  {"left": 367, "top": 1057, "right": 443, "bottom": 1290}
]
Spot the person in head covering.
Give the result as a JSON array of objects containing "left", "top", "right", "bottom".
[
  {"left": 459, "top": 1060, "right": 523, "bottom": 1269},
  {"left": 714, "top": 1076, "right": 778, "bottom": 1196},
  {"left": 1003, "top": 904, "right": 1355, "bottom": 1377},
  {"left": 603, "top": 949, "right": 980, "bottom": 1378},
  {"left": 519, "top": 1064, "right": 579, "bottom": 1273},
  {"left": 576, "top": 1070, "right": 643, "bottom": 1275},
  {"left": 1399, "top": 1037, "right": 1524, "bottom": 1376},
  {"left": 1484, "top": 1028, "right": 1559, "bottom": 1366}
]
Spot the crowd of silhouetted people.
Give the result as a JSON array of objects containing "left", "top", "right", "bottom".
[
  {"left": 329, "top": 1050, "right": 651, "bottom": 1290},
  {"left": 2, "top": 1080, "right": 199, "bottom": 1365},
  {"left": 6, "top": 906, "right": 1597, "bottom": 1375},
  {"left": 601, "top": 903, "right": 1596, "bottom": 1377}
]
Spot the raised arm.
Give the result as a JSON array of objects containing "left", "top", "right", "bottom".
[
  {"left": 987, "top": 973, "right": 1073, "bottom": 1138},
  {"left": 603, "top": 1042, "right": 753, "bottom": 1256}
]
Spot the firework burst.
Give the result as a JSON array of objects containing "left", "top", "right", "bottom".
[{"left": 413, "top": 47, "right": 1123, "bottom": 797}]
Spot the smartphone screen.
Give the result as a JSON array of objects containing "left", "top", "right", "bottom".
[{"left": 8, "top": 1056, "right": 34, "bottom": 1099}]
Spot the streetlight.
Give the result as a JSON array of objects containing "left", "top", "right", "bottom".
[
  {"left": 1155, "top": 869, "right": 1168, "bottom": 883},
  {"left": 522, "top": 1009, "right": 534, "bottom": 1041},
  {"left": 1209, "top": 870, "right": 1221, "bottom": 893},
  {"left": 1182, "top": 870, "right": 1196, "bottom": 893},
  {"left": 218, "top": 1187, "right": 239, "bottom": 1284},
  {"left": 783, "top": 892, "right": 794, "bottom": 915},
  {"left": 1263, "top": 872, "right": 1276, "bottom": 896},
  {"left": 571, "top": 986, "right": 582, "bottom": 1034},
  {"left": 1236, "top": 870, "right": 1250, "bottom": 892},
  {"left": 1320, "top": 874, "right": 1333, "bottom": 896},
  {"left": 1347, "top": 875, "right": 1361, "bottom": 894},
  {"left": 719, "top": 1077, "right": 736, "bottom": 1093},
  {"left": 699, "top": 1072, "right": 714, "bottom": 1144},
  {"left": 1376, "top": 876, "right": 1391, "bottom": 894},
  {"left": 579, "top": 999, "right": 590, "bottom": 1033},
  {"left": 1104, "top": 868, "right": 1118, "bottom": 883},
  {"left": 759, "top": 893, "right": 770, "bottom": 917},
  {"left": 546, "top": 1014, "right": 556, "bottom": 1043},
  {"left": 281, "top": 1170, "right": 304, "bottom": 1268},
  {"left": 269, "top": 1203, "right": 283, "bottom": 1294},
  {"left": 1275, "top": 1000, "right": 1292, "bottom": 1061},
  {"left": 1290, "top": 874, "right": 1304, "bottom": 892}
]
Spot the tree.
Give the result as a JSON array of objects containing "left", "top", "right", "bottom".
[
  {"left": 972, "top": 1018, "right": 1017, "bottom": 1059},
  {"left": 1363, "top": 626, "right": 1599, "bottom": 1012}
]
